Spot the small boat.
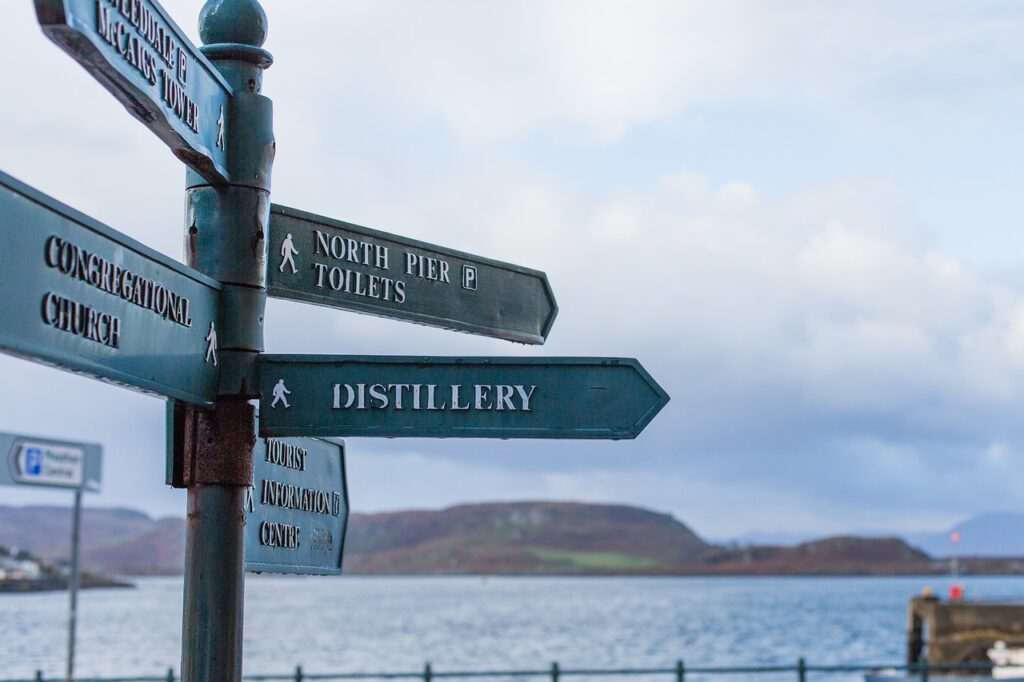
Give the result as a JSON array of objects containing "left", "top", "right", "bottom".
[
  {"left": 865, "top": 672, "right": 991, "bottom": 681},
  {"left": 989, "top": 642, "right": 1024, "bottom": 680},
  {"left": 864, "top": 642, "right": 1024, "bottom": 681}
]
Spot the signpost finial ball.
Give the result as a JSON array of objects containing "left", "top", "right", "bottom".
[{"left": 199, "top": 0, "right": 268, "bottom": 48}]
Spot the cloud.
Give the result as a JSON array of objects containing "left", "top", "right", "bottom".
[
  {"left": 2, "top": 1, "right": 1024, "bottom": 537},
  {"left": 266, "top": 1, "right": 1024, "bottom": 142},
  {"left": 282, "top": 157, "right": 1024, "bottom": 535}
]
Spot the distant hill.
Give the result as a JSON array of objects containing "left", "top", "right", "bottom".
[
  {"left": 344, "top": 502, "right": 709, "bottom": 574},
  {"left": 696, "top": 537, "right": 938, "bottom": 575},
  {"left": 906, "top": 513, "right": 1024, "bottom": 558},
  {"left": 723, "top": 530, "right": 815, "bottom": 547},
  {"left": 729, "top": 513, "right": 1024, "bottom": 558},
  {"left": 2, "top": 502, "right": 1023, "bottom": 576},
  {"left": 0, "top": 506, "right": 184, "bottom": 575}
]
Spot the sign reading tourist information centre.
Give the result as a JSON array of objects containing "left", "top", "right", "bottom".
[
  {"left": 258, "top": 356, "right": 669, "bottom": 440},
  {"left": 245, "top": 437, "right": 349, "bottom": 575},
  {"left": 268, "top": 205, "right": 558, "bottom": 345},
  {"left": 35, "top": 0, "right": 233, "bottom": 184},
  {"left": 0, "top": 172, "right": 222, "bottom": 406}
]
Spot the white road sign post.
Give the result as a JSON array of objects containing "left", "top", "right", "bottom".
[{"left": 0, "top": 432, "right": 102, "bottom": 682}]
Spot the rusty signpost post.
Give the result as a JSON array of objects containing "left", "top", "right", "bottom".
[{"left": 0, "top": 1, "right": 670, "bottom": 679}]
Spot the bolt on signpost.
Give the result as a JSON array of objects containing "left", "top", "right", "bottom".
[
  {"left": 3, "top": 1, "right": 670, "bottom": 680},
  {"left": 0, "top": 432, "right": 102, "bottom": 682}
]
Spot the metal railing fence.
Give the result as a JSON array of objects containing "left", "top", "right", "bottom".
[{"left": 3, "top": 660, "right": 997, "bottom": 682}]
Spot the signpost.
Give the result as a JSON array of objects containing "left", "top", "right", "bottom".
[
  {"left": 268, "top": 205, "right": 558, "bottom": 344},
  {"left": 2, "top": 1, "right": 669, "bottom": 680},
  {"left": 0, "top": 432, "right": 102, "bottom": 682},
  {"left": 0, "top": 171, "right": 222, "bottom": 407},
  {"left": 258, "top": 355, "right": 668, "bottom": 440},
  {"left": 35, "top": 0, "right": 233, "bottom": 184},
  {"left": 245, "top": 436, "right": 349, "bottom": 575}
]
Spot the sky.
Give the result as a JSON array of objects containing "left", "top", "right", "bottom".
[{"left": 2, "top": 1, "right": 1024, "bottom": 540}]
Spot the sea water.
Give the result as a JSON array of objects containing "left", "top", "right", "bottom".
[{"left": 2, "top": 575, "right": 1023, "bottom": 681}]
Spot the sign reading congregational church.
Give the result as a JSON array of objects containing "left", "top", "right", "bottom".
[{"left": 0, "top": 171, "right": 222, "bottom": 407}]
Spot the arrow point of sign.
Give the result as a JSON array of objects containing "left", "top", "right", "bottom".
[
  {"left": 538, "top": 272, "right": 560, "bottom": 344},
  {"left": 622, "top": 358, "right": 670, "bottom": 439}
]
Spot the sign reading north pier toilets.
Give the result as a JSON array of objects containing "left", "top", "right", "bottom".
[
  {"left": 0, "top": 172, "right": 221, "bottom": 406},
  {"left": 245, "top": 437, "right": 349, "bottom": 575},
  {"left": 268, "top": 205, "right": 558, "bottom": 345},
  {"left": 35, "top": 0, "right": 233, "bottom": 184},
  {"left": 259, "top": 356, "right": 669, "bottom": 440}
]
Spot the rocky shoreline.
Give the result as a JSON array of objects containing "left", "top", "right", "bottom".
[{"left": 0, "top": 574, "right": 133, "bottom": 593}]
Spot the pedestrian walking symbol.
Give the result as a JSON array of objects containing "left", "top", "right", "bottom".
[
  {"left": 279, "top": 233, "right": 298, "bottom": 274},
  {"left": 271, "top": 379, "right": 291, "bottom": 408},
  {"left": 216, "top": 106, "right": 225, "bottom": 151},
  {"left": 205, "top": 322, "right": 218, "bottom": 366}
]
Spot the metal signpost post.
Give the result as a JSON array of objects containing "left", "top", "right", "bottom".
[
  {"left": 0, "top": 0, "right": 670, "bottom": 679},
  {"left": 32, "top": 0, "right": 275, "bottom": 677},
  {"left": 176, "top": 4, "right": 274, "bottom": 680},
  {"left": 0, "top": 432, "right": 102, "bottom": 682}
]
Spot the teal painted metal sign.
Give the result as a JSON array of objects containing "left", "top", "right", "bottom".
[
  {"left": 35, "top": 0, "right": 233, "bottom": 184},
  {"left": 267, "top": 205, "right": 558, "bottom": 345},
  {"left": 4, "top": 0, "right": 674, "bottom": 676},
  {"left": 0, "top": 171, "right": 222, "bottom": 406},
  {"left": 258, "top": 355, "right": 669, "bottom": 439},
  {"left": 245, "top": 436, "right": 349, "bottom": 576},
  {"left": 0, "top": 431, "right": 102, "bottom": 492}
]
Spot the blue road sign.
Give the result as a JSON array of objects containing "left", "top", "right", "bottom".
[{"left": 0, "top": 431, "right": 102, "bottom": 492}]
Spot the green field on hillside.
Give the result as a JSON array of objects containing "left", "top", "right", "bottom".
[{"left": 529, "top": 547, "right": 661, "bottom": 571}]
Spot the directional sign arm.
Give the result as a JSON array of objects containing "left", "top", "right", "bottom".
[
  {"left": 267, "top": 205, "right": 558, "bottom": 344},
  {"left": 245, "top": 436, "right": 350, "bottom": 576},
  {"left": 35, "top": 0, "right": 233, "bottom": 184},
  {"left": 0, "top": 170, "right": 222, "bottom": 406},
  {"left": 258, "top": 355, "right": 669, "bottom": 440}
]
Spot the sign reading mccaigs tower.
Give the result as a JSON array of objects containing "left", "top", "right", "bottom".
[{"left": 35, "top": 0, "right": 233, "bottom": 183}]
